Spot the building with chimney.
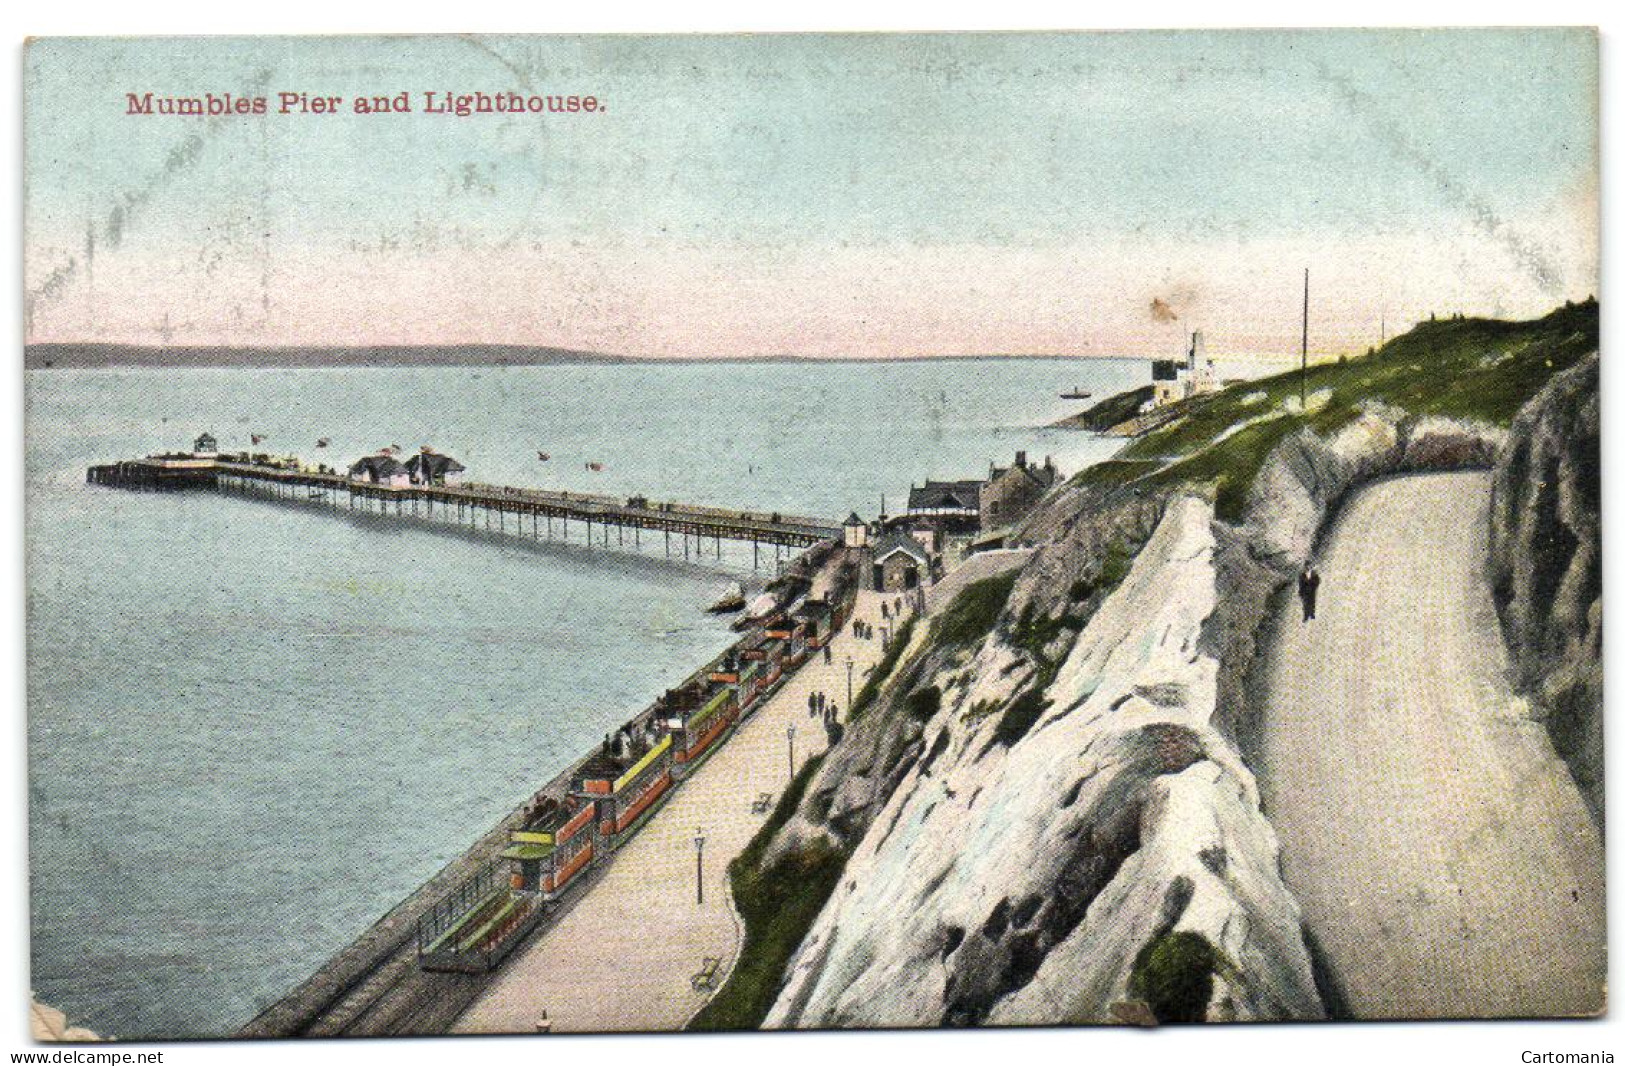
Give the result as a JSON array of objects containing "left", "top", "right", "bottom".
[
  {"left": 979, "top": 451, "right": 1058, "bottom": 530},
  {"left": 1150, "top": 330, "right": 1220, "bottom": 408}
]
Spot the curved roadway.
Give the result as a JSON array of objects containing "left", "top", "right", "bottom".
[{"left": 1256, "top": 472, "right": 1605, "bottom": 1020}]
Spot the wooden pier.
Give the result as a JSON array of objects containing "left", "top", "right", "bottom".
[{"left": 88, "top": 456, "right": 841, "bottom": 566}]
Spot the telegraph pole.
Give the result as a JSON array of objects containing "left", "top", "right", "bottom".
[{"left": 1300, "top": 268, "right": 1309, "bottom": 410}]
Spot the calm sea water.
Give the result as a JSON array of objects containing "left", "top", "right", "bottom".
[{"left": 25, "top": 358, "right": 1142, "bottom": 1038}]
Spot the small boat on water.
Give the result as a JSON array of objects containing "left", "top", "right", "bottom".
[
  {"left": 707, "top": 582, "right": 746, "bottom": 614},
  {"left": 1060, "top": 387, "right": 1092, "bottom": 399},
  {"left": 732, "top": 591, "right": 778, "bottom": 628}
]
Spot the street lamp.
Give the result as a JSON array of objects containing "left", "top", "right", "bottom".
[
  {"left": 787, "top": 725, "right": 797, "bottom": 781},
  {"left": 694, "top": 827, "right": 706, "bottom": 906},
  {"left": 845, "top": 657, "right": 855, "bottom": 710}
]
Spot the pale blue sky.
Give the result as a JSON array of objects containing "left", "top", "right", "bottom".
[{"left": 23, "top": 30, "right": 1598, "bottom": 355}]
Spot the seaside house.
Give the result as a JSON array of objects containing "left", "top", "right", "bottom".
[
  {"left": 979, "top": 451, "right": 1059, "bottom": 529},
  {"left": 905, "top": 479, "right": 983, "bottom": 533},
  {"left": 405, "top": 451, "right": 467, "bottom": 487},
  {"left": 348, "top": 453, "right": 411, "bottom": 488},
  {"left": 870, "top": 532, "right": 932, "bottom": 593},
  {"left": 901, "top": 451, "right": 1057, "bottom": 540}
]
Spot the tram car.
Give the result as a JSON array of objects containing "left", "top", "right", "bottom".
[
  {"left": 740, "top": 631, "right": 788, "bottom": 698},
  {"left": 421, "top": 583, "right": 864, "bottom": 975},
  {"left": 574, "top": 730, "right": 674, "bottom": 838},
  {"left": 793, "top": 598, "right": 834, "bottom": 651},
  {"left": 655, "top": 679, "right": 740, "bottom": 767},
  {"left": 501, "top": 796, "right": 597, "bottom": 900},
  {"left": 763, "top": 613, "right": 810, "bottom": 666}
]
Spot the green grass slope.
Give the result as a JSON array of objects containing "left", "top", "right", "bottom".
[{"left": 1075, "top": 299, "right": 1597, "bottom": 520}]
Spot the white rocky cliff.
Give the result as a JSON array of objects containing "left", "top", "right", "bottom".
[{"left": 765, "top": 496, "right": 1324, "bottom": 1027}]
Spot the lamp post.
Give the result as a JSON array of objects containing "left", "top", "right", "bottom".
[
  {"left": 787, "top": 725, "right": 797, "bottom": 781},
  {"left": 694, "top": 827, "right": 705, "bottom": 906},
  {"left": 845, "top": 657, "right": 855, "bottom": 710}
]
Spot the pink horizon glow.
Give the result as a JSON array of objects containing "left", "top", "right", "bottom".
[{"left": 25, "top": 195, "right": 1596, "bottom": 362}]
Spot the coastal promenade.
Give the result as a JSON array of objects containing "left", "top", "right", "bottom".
[
  {"left": 1256, "top": 473, "right": 1605, "bottom": 1019},
  {"left": 454, "top": 589, "right": 905, "bottom": 1034}
]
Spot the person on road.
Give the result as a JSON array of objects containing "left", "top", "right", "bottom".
[{"left": 1298, "top": 564, "right": 1321, "bottom": 622}]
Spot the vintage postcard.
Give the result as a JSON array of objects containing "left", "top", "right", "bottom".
[{"left": 22, "top": 29, "right": 1601, "bottom": 1042}]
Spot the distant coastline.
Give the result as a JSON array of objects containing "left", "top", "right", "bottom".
[{"left": 24, "top": 343, "right": 1138, "bottom": 370}]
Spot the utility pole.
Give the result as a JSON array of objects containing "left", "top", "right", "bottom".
[{"left": 1300, "top": 268, "right": 1309, "bottom": 410}]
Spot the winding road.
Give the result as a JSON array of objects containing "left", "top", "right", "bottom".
[{"left": 1256, "top": 472, "right": 1605, "bottom": 1020}]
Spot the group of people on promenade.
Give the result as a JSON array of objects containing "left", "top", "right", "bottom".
[
  {"left": 848, "top": 596, "right": 910, "bottom": 646},
  {"left": 806, "top": 689, "right": 839, "bottom": 724}
]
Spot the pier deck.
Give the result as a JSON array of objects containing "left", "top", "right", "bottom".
[{"left": 89, "top": 456, "right": 841, "bottom": 555}]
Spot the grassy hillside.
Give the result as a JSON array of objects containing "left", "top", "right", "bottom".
[{"left": 1074, "top": 299, "right": 1597, "bottom": 521}]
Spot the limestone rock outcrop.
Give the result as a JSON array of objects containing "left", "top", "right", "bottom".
[
  {"left": 1488, "top": 353, "right": 1603, "bottom": 820},
  {"left": 766, "top": 497, "right": 1324, "bottom": 1027}
]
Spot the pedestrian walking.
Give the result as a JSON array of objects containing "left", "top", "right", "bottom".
[{"left": 1297, "top": 564, "right": 1321, "bottom": 622}]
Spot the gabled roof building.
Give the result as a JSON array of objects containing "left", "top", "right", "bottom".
[
  {"left": 348, "top": 454, "right": 410, "bottom": 486},
  {"left": 405, "top": 451, "right": 466, "bottom": 486}
]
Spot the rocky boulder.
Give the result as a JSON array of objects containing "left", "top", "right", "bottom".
[{"left": 1488, "top": 353, "right": 1602, "bottom": 820}]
